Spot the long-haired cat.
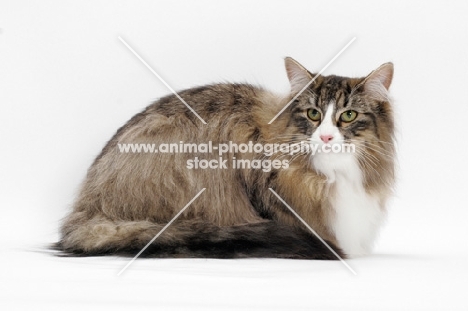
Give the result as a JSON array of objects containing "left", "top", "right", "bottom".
[{"left": 54, "top": 57, "right": 395, "bottom": 259}]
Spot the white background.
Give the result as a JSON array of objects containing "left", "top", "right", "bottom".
[{"left": 1, "top": 0, "right": 468, "bottom": 310}]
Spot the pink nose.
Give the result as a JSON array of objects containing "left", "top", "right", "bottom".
[{"left": 320, "top": 135, "right": 333, "bottom": 143}]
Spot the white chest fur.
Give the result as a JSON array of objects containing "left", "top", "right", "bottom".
[
  {"left": 310, "top": 104, "right": 387, "bottom": 257},
  {"left": 313, "top": 153, "right": 386, "bottom": 257}
]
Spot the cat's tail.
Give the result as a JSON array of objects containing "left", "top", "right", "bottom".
[{"left": 52, "top": 214, "right": 343, "bottom": 260}]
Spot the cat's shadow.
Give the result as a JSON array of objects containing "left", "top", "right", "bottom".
[{"left": 356, "top": 253, "right": 429, "bottom": 261}]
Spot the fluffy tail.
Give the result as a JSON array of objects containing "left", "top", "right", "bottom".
[{"left": 52, "top": 215, "right": 343, "bottom": 260}]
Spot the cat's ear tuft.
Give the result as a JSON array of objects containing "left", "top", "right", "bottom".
[
  {"left": 284, "top": 57, "right": 313, "bottom": 94},
  {"left": 363, "top": 62, "right": 394, "bottom": 101}
]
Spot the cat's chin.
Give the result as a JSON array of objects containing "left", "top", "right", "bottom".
[{"left": 311, "top": 151, "right": 357, "bottom": 183}]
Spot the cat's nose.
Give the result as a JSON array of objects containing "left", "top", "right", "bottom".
[{"left": 320, "top": 135, "right": 333, "bottom": 143}]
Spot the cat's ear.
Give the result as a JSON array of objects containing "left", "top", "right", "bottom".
[
  {"left": 362, "top": 62, "right": 394, "bottom": 101},
  {"left": 284, "top": 57, "right": 314, "bottom": 94}
]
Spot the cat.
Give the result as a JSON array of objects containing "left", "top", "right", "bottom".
[{"left": 53, "top": 57, "right": 395, "bottom": 259}]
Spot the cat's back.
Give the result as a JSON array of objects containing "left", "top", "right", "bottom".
[
  {"left": 94, "top": 83, "right": 271, "bottom": 164},
  {"left": 148, "top": 83, "right": 267, "bottom": 123}
]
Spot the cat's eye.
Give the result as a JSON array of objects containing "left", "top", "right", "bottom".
[
  {"left": 307, "top": 109, "right": 321, "bottom": 121},
  {"left": 340, "top": 110, "right": 358, "bottom": 122}
]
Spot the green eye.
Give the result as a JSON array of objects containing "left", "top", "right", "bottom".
[
  {"left": 340, "top": 110, "right": 358, "bottom": 122},
  {"left": 307, "top": 109, "right": 321, "bottom": 121}
]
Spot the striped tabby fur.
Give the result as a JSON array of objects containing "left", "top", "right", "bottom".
[{"left": 53, "top": 57, "right": 395, "bottom": 259}]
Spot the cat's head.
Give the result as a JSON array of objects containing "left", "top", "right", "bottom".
[{"left": 281, "top": 57, "right": 395, "bottom": 190}]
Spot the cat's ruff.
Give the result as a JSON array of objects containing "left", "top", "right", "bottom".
[
  {"left": 311, "top": 104, "right": 386, "bottom": 257},
  {"left": 314, "top": 151, "right": 385, "bottom": 257}
]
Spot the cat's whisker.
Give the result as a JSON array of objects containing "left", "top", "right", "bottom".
[
  {"left": 361, "top": 146, "right": 393, "bottom": 159},
  {"left": 356, "top": 154, "right": 381, "bottom": 179},
  {"left": 348, "top": 138, "right": 395, "bottom": 150},
  {"left": 349, "top": 140, "right": 393, "bottom": 159},
  {"left": 289, "top": 152, "right": 309, "bottom": 164},
  {"left": 353, "top": 145, "right": 380, "bottom": 161},
  {"left": 357, "top": 152, "right": 379, "bottom": 170}
]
